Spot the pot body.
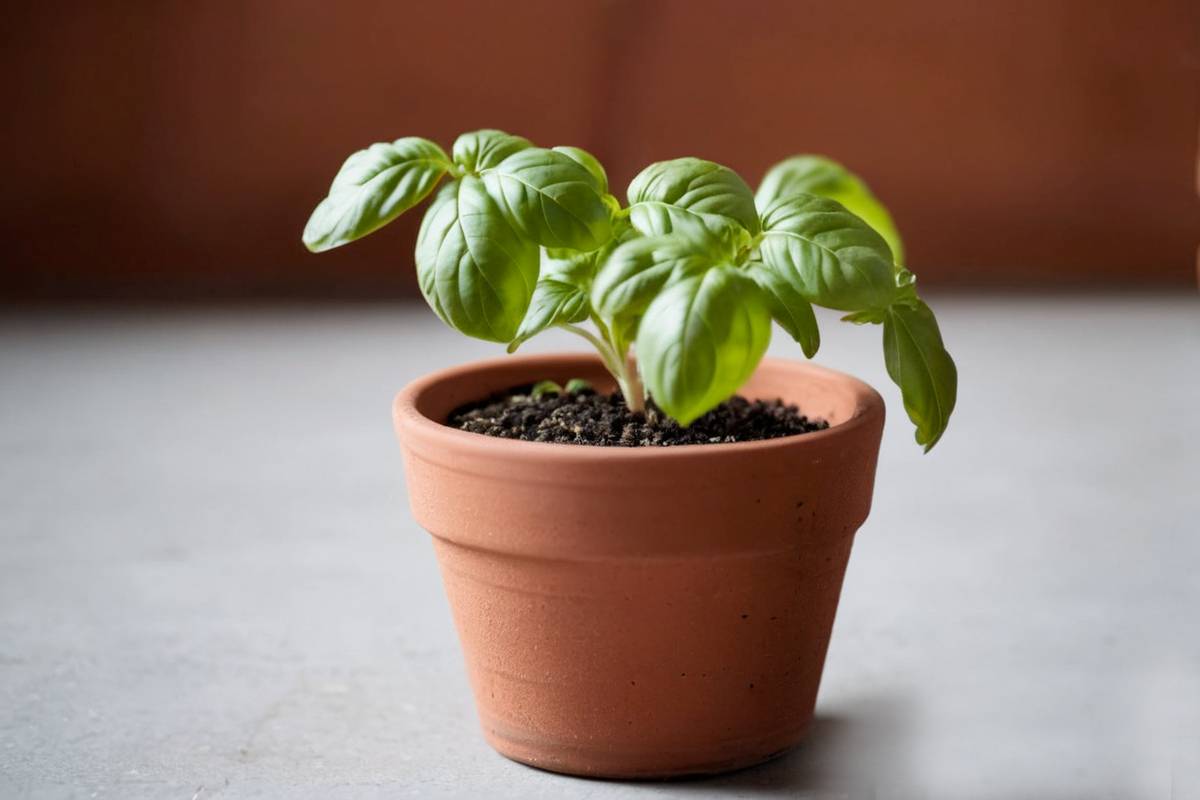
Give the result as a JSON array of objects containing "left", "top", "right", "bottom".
[{"left": 393, "top": 354, "right": 884, "bottom": 778}]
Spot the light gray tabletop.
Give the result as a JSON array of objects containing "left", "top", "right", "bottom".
[{"left": 2, "top": 294, "right": 1198, "bottom": 799}]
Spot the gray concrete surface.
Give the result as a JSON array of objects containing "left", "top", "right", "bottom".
[{"left": 1, "top": 294, "right": 1198, "bottom": 799}]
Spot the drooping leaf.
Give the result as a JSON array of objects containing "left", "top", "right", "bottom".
[
  {"left": 758, "top": 194, "right": 897, "bottom": 312},
  {"left": 451, "top": 129, "right": 532, "bottom": 172},
  {"left": 481, "top": 148, "right": 612, "bottom": 250},
  {"left": 756, "top": 155, "right": 904, "bottom": 264},
  {"left": 745, "top": 261, "right": 820, "bottom": 358},
  {"left": 303, "top": 137, "right": 450, "bottom": 252},
  {"left": 627, "top": 158, "right": 760, "bottom": 238},
  {"left": 842, "top": 266, "right": 917, "bottom": 324},
  {"left": 883, "top": 300, "right": 957, "bottom": 452},
  {"left": 591, "top": 235, "right": 710, "bottom": 338},
  {"left": 636, "top": 266, "right": 772, "bottom": 426},
  {"left": 414, "top": 176, "right": 539, "bottom": 343},
  {"left": 508, "top": 250, "right": 596, "bottom": 350},
  {"left": 552, "top": 145, "right": 608, "bottom": 194}
]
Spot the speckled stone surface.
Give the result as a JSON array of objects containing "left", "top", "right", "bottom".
[{"left": 1, "top": 295, "right": 1197, "bottom": 799}]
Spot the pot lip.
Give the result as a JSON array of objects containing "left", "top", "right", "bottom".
[{"left": 394, "top": 352, "right": 884, "bottom": 463}]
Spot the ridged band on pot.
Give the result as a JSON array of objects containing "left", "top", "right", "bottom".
[{"left": 393, "top": 354, "right": 884, "bottom": 779}]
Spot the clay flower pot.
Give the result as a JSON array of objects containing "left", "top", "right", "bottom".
[{"left": 393, "top": 353, "right": 885, "bottom": 778}]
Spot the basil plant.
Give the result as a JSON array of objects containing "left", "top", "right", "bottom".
[{"left": 304, "top": 130, "right": 957, "bottom": 450}]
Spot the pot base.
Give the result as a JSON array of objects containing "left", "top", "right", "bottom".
[{"left": 481, "top": 717, "right": 811, "bottom": 780}]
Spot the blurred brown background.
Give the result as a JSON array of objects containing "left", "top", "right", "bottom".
[{"left": 3, "top": 0, "right": 1197, "bottom": 300}]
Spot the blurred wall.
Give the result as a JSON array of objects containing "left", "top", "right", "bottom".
[{"left": 2, "top": 0, "right": 1197, "bottom": 300}]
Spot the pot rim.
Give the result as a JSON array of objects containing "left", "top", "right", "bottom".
[{"left": 394, "top": 352, "right": 884, "bottom": 465}]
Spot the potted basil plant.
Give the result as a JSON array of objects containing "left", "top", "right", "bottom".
[{"left": 304, "top": 129, "right": 956, "bottom": 778}]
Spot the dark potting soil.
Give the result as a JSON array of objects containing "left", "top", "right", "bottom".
[{"left": 447, "top": 386, "right": 828, "bottom": 447}]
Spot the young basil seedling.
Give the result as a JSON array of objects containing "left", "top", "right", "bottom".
[
  {"left": 530, "top": 380, "right": 563, "bottom": 400},
  {"left": 304, "top": 130, "right": 957, "bottom": 450}
]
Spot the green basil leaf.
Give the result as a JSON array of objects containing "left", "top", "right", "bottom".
[
  {"left": 637, "top": 266, "right": 772, "bottom": 426},
  {"left": 452, "top": 129, "right": 532, "bottom": 172},
  {"left": 541, "top": 246, "right": 598, "bottom": 286},
  {"left": 627, "top": 158, "right": 760, "bottom": 237},
  {"left": 414, "top": 176, "right": 539, "bottom": 343},
  {"left": 757, "top": 155, "right": 847, "bottom": 201},
  {"left": 745, "top": 261, "right": 820, "bottom": 358},
  {"left": 759, "top": 194, "right": 897, "bottom": 312},
  {"left": 508, "top": 250, "right": 596, "bottom": 351},
  {"left": 883, "top": 300, "right": 957, "bottom": 452},
  {"left": 662, "top": 211, "right": 752, "bottom": 262},
  {"left": 756, "top": 155, "right": 904, "bottom": 264},
  {"left": 841, "top": 309, "right": 886, "bottom": 325},
  {"left": 302, "top": 137, "right": 450, "bottom": 253},
  {"left": 509, "top": 280, "right": 589, "bottom": 349},
  {"left": 481, "top": 148, "right": 612, "bottom": 251},
  {"left": 552, "top": 145, "right": 608, "bottom": 194},
  {"left": 591, "top": 235, "right": 710, "bottom": 334}
]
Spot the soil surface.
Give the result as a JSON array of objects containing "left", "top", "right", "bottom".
[{"left": 447, "top": 385, "right": 828, "bottom": 446}]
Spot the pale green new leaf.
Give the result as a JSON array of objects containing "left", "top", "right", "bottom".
[
  {"left": 756, "top": 155, "right": 904, "bottom": 264},
  {"left": 508, "top": 250, "right": 596, "bottom": 350},
  {"left": 745, "top": 261, "right": 820, "bottom": 358},
  {"left": 627, "top": 158, "right": 760, "bottom": 238},
  {"left": 883, "top": 300, "right": 957, "bottom": 452},
  {"left": 451, "top": 130, "right": 532, "bottom": 172},
  {"left": 414, "top": 177, "right": 539, "bottom": 343},
  {"left": 302, "top": 137, "right": 450, "bottom": 252},
  {"left": 637, "top": 266, "right": 772, "bottom": 426},
  {"left": 482, "top": 148, "right": 612, "bottom": 251},
  {"left": 552, "top": 146, "right": 608, "bottom": 194},
  {"left": 759, "top": 194, "right": 897, "bottom": 312}
]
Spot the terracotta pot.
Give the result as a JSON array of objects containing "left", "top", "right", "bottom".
[{"left": 393, "top": 353, "right": 885, "bottom": 779}]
